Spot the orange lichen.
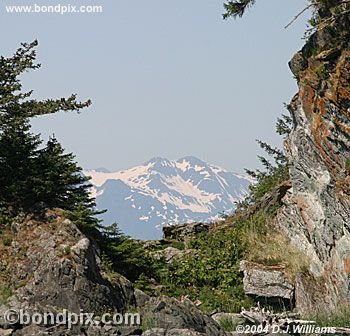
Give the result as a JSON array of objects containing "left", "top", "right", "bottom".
[
  {"left": 300, "top": 85, "right": 316, "bottom": 118},
  {"left": 343, "top": 258, "right": 350, "bottom": 274}
]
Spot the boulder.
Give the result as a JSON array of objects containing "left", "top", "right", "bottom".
[
  {"left": 163, "top": 223, "right": 210, "bottom": 242},
  {"left": 288, "top": 51, "right": 308, "bottom": 79},
  {"left": 239, "top": 261, "right": 294, "bottom": 308},
  {"left": 151, "top": 247, "right": 197, "bottom": 263},
  {"left": 0, "top": 212, "right": 136, "bottom": 335},
  {"left": 141, "top": 296, "right": 225, "bottom": 336},
  {"left": 134, "top": 289, "right": 150, "bottom": 308}
]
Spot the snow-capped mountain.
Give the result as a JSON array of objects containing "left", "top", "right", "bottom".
[{"left": 86, "top": 156, "right": 252, "bottom": 239}]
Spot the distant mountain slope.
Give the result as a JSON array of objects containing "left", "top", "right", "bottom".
[{"left": 86, "top": 156, "right": 252, "bottom": 239}]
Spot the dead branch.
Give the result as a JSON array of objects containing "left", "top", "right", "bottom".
[
  {"left": 284, "top": 4, "right": 313, "bottom": 29},
  {"left": 285, "top": 0, "right": 350, "bottom": 29}
]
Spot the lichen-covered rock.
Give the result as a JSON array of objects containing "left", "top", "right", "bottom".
[
  {"left": 141, "top": 296, "right": 225, "bottom": 336},
  {"left": 0, "top": 211, "right": 137, "bottom": 335},
  {"left": 151, "top": 247, "right": 197, "bottom": 263},
  {"left": 289, "top": 51, "right": 308, "bottom": 79},
  {"left": 8, "top": 214, "right": 134, "bottom": 314},
  {"left": 239, "top": 261, "right": 294, "bottom": 306},
  {"left": 134, "top": 289, "right": 151, "bottom": 308},
  {"left": 0, "top": 211, "right": 228, "bottom": 335},
  {"left": 277, "top": 11, "right": 350, "bottom": 312}
]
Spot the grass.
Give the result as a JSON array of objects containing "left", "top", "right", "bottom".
[
  {"left": 60, "top": 245, "right": 71, "bottom": 256},
  {"left": 218, "top": 316, "right": 242, "bottom": 332},
  {"left": 307, "top": 305, "right": 350, "bottom": 328},
  {"left": 141, "top": 315, "right": 157, "bottom": 331},
  {"left": 145, "top": 239, "right": 185, "bottom": 252},
  {"left": 239, "top": 212, "right": 309, "bottom": 278}
]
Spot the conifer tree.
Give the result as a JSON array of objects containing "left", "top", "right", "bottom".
[
  {"left": 0, "top": 119, "right": 41, "bottom": 213},
  {"left": 241, "top": 115, "right": 292, "bottom": 209},
  {"left": 223, "top": 0, "right": 256, "bottom": 19},
  {"left": 0, "top": 41, "right": 93, "bottom": 220},
  {"left": 36, "top": 137, "right": 103, "bottom": 228},
  {"left": 222, "top": 0, "right": 348, "bottom": 23},
  {"left": 36, "top": 137, "right": 91, "bottom": 210}
]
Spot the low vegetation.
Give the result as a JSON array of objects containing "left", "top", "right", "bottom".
[
  {"left": 161, "top": 228, "right": 251, "bottom": 313},
  {"left": 309, "top": 305, "right": 350, "bottom": 328},
  {"left": 239, "top": 213, "right": 309, "bottom": 278},
  {"left": 218, "top": 316, "right": 241, "bottom": 332},
  {"left": 345, "top": 158, "right": 350, "bottom": 172},
  {"left": 98, "top": 223, "right": 164, "bottom": 284},
  {"left": 0, "top": 287, "right": 13, "bottom": 305}
]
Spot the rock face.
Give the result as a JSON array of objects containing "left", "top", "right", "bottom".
[
  {"left": 239, "top": 261, "right": 294, "bottom": 309},
  {"left": 0, "top": 210, "right": 226, "bottom": 335},
  {"left": 151, "top": 247, "right": 197, "bottom": 264},
  {"left": 0, "top": 211, "right": 136, "bottom": 335},
  {"left": 163, "top": 222, "right": 210, "bottom": 242},
  {"left": 141, "top": 296, "right": 225, "bottom": 336},
  {"left": 277, "top": 9, "right": 350, "bottom": 312}
]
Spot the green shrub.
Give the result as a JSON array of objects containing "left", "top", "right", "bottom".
[
  {"left": 345, "top": 158, "right": 350, "bottom": 172},
  {"left": 169, "top": 240, "right": 185, "bottom": 250},
  {"left": 161, "top": 229, "right": 252, "bottom": 313},
  {"left": 98, "top": 223, "right": 165, "bottom": 284},
  {"left": 0, "top": 287, "right": 13, "bottom": 304},
  {"left": 134, "top": 274, "right": 155, "bottom": 295},
  {"left": 2, "top": 238, "right": 12, "bottom": 247}
]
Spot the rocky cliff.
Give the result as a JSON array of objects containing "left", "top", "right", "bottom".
[
  {"left": 277, "top": 7, "right": 350, "bottom": 313},
  {"left": 0, "top": 210, "right": 225, "bottom": 335}
]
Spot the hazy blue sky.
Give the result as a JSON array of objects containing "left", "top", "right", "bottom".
[{"left": 1, "top": 0, "right": 311, "bottom": 173}]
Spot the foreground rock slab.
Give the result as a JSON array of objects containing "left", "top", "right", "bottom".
[
  {"left": 141, "top": 296, "right": 226, "bottom": 336},
  {"left": 239, "top": 261, "right": 294, "bottom": 307}
]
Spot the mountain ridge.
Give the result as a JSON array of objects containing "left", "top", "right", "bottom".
[{"left": 86, "top": 156, "right": 252, "bottom": 239}]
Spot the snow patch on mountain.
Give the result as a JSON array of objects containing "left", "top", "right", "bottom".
[{"left": 86, "top": 156, "right": 252, "bottom": 239}]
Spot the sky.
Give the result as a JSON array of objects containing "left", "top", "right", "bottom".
[{"left": 0, "top": 0, "right": 312, "bottom": 173}]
